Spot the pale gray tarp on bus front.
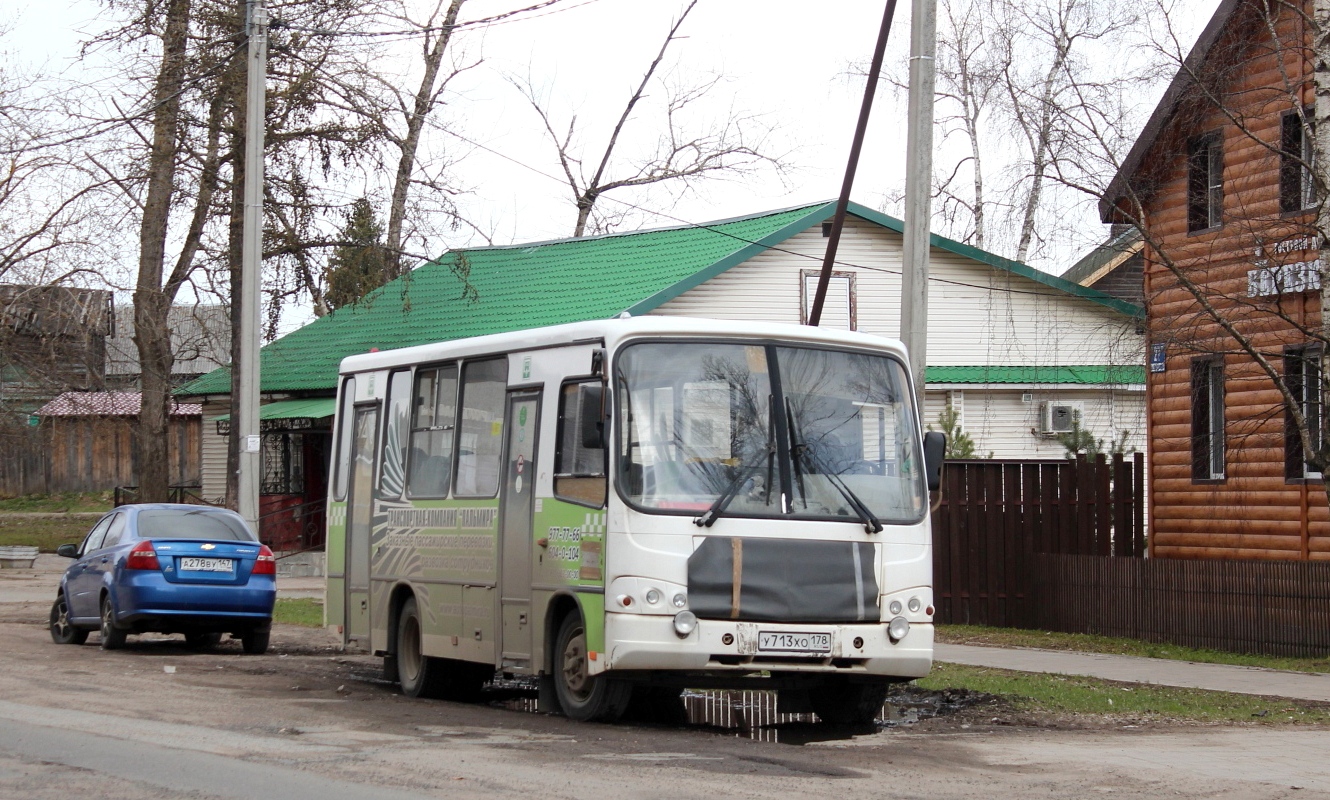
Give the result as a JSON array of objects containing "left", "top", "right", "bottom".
[{"left": 687, "top": 537, "right": 878, "bottom": 623}]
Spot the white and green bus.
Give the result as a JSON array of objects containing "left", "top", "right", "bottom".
[{"left": 326, "top": 317, "right": 944, "bottom": 723}]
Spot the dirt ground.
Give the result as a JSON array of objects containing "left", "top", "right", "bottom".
[{"left": 2, "top": 587, "right": 1330, "bottom": 799}]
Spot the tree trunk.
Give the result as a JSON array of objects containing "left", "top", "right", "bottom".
[
  {"left": 133, "top": 0, "right": 192, "bottom": 503},
  {"left": 384, "top": 0, "right": 466, "bottom": 280},
  {"left": 1014, "top": 29, "right": 1071, "bottom": 264}
]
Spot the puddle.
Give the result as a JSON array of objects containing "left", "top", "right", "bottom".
[{"left": 483, "top": 678, "right": 994, "bottom": 744}]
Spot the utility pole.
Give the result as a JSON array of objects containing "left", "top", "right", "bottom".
[
  {"left": 900, "top": 0, "right": 937, "bottom": 406},
  {"left": 238, "top": 0, "right": 267, "bottom": 532},
  {"left": 808, "top": 0, "right": 899, "bottom": 328}
]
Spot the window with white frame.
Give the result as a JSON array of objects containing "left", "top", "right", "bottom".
[
  {"left": 1285, "top": 345, "right": 1323, "bottom": 481},
  {"left": 1191, "top": 357, "right": 1225, "bottom": 480}
]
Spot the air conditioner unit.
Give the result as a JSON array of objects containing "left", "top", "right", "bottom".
[{"left": 1040, "top": 402, "right": 1081, "bottom": 435}]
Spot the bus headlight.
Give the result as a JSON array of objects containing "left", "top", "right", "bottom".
[
  {"left": 908, "top": 596, "right": 921, "bottom": 613},
  {"left": 889, "top": 600, "right": 903, "bottom": 615},
  {"left": 607, "top": 577, "right": 689, "bottom": 615},
  {"left": 673, "top": 610, "right": 697, "bottom": 638},
  {"left": 888, "top": 616, "right": 910, "bottom": 642}
]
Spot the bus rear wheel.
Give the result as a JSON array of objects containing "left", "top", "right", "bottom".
[
  {"left": 395, "top": 597, "right": 489, "bottom": 701},
  {"left": 553, "top": 613, "right": 630, "bottom": 722},
  {"left": 396, "top": 597, "right": 447, "bottom": 698},
  {"left": 811, "top": 679, "right": 889, "bottom": 726}
]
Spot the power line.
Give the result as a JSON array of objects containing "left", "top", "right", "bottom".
[
  {"left": 270, "top": 0, "right": 597, "bottom": 41},
  {"left": 430, "top": 123, "right": 1110, "bottom": 305}
]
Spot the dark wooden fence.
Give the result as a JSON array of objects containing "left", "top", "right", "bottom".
[
  {"left": 0, "top": 417, "right": 200, "bottom": 496},
  {"left": 932, "top": 453, "right": 1145, "bottom": 628},
  {"left": 932, "top": 452, "right": 1330, "bottom": 657}
]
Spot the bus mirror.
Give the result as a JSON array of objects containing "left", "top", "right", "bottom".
[
  {"left": 580, "top": 384, "right": 605, "bottom": 449},
  {"left": 923, "top": 431, "right": 946, "bottom": 491}
]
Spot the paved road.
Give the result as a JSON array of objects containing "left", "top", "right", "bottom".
[{"left": 4, "top": 555, "right": 1330, "bottom": 797}]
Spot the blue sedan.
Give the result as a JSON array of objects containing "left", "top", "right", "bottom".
[{"left": 49, "top": 504, "right": 277, "bottom": 653}]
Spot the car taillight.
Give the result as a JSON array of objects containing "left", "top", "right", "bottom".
[
  {"left": 126, "top": 540, "right": 160, "bottom": 570},
  {"left": 252, "top": 545, "right": 276, "bottom": 575}
]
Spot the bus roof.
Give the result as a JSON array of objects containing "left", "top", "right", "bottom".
[{"left": 338, "top": 317, "right": 909, "bottom": 376}]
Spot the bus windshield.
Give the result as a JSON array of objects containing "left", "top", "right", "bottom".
[{"left": 616, "top": 341, "right": 927, "bottom": 524}]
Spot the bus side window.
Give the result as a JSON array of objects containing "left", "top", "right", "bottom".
[
  {"left": 379, "top": 370, "right": 412, "bottom": 499},
  {"left": 407, "top": 364, "right": 457, "bottom": 498},
  {"left": 332, "top": 377, "right": 356, "bottom": 501},
  {"left": 455, "top": 358, "right": 506, "bottom": 497},
  {"left": 555, "top": 382, "right": 607, "bottom": 507}
]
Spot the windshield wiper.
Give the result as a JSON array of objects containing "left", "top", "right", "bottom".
[
  {"left": 823, "top": 469, "right": 883, "bottom": 534},
  {"left": 694, "top": 449, "right": 773, "bottom": 528},
  {"left": 787, "top": 412, "right": 882, "bottom": 534}
]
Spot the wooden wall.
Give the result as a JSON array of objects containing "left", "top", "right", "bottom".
[
  {"left": 0, "top": 416, "right": 201, "bottom": 496},
  {"left": 1137, "top": 0, "right": 1329, "bottom": 559}
]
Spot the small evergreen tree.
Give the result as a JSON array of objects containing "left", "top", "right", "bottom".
[
  {"left": 324, "top": 198, "right": 389, "bottom": 312},
  {"left": 1055, "top": 411, "right": 1135, "bottom": 459},
  {"left": 929, "top": 405, "right": 986, "bottom": 459}
]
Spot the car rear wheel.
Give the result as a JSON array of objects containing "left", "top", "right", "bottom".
[
  {"left": 185, "top": 632, "right": 223, "bottom": 650},
  {"left": 552, "top": 612, "right": 630, "bottom": 722},
  {"left": 49, "top": 593, "right": 88, "bottom": 645},
  {"left": 99, "top": 596, "right": 127, "bottom": 650},
  {"left": 240, "top": 629, "right": 270, "bottom": 655}
]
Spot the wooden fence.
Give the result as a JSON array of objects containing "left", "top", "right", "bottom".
[
  {"left": 1035, "top": 554, "right": 1330, "bottom": 658},
  {"left": 0, "top": 417, "right": 200, "bottom": 496},
  {"left": 932, "top": 453, "right": 1145, "bottom": 628},
  {"left": 932, "top": 453, "right": 1330, "bottom": 656}
]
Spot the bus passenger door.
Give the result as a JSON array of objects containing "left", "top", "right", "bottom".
[
  {"left": 499, "top": 391, "right": 539, "bottom": 668},
  {"left": 345, "top": 405, "right": 379, "bottom": 648}
]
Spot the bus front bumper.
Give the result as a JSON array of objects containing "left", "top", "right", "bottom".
[{"left": 599, "top": 613, "right": 933, "bottom": 678}]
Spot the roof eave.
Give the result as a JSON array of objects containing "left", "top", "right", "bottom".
[{"left": 1099, "top": 0, "right": 1243, "bottom": 222}]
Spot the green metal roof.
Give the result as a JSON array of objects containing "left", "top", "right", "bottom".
[
  {"left": 213, "top": 397, "right": 336, "bottom": 422},
  {"left": 178, "top": 201, "right": 1143, "bottom": 397},
  {"left": 925, "top": 365, "right": 1146, "bottom": 385}
]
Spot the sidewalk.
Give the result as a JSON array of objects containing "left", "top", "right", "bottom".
[{"left": 936, "top": 642, "right": 1330, "bottom": 703}]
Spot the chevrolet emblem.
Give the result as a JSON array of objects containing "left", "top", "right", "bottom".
[{"left": 201, "top": 543, "right": 216, "bottom": 550}]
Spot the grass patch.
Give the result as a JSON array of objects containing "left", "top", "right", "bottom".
[
  {"left": 0, "top": 492, "right": 114, "bottom": 513},
  {"left": 274, "top": 597, "right": 324, "bottom": 628},
  {"left": 920, "top": 662, "right": 1330, "bottom": 724},
  {"left": 938, "top": 623, "right": 1330, "bottom": 674},
  {"left": 0, "top": 515, "right": 94, "bottom": 552}
]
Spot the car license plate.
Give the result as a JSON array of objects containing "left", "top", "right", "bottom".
[
  {"left": 758, "top": 631, "right": 832, "bottom": 654},
  {"left": 180, "top": 557, "right": 234, "bottom": 573}
]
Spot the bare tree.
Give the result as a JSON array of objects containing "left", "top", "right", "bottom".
[
  {"left": 1059, "top": 0, "right": 1330, "bottom": 515},
  {"left": 512, "top": 0, "right": 788, "bottom": 237},
  {"left": 880, "top": 0, "right": 1148, "bottom": 266}
]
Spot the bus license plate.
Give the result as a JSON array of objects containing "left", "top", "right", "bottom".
[
  {"left": 180, "top": 557, "right": 233, "bottom": 573},
  {"left": 758, "top": 631, "right": 831, "bottom": 654}
]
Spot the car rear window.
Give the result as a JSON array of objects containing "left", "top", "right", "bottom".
[{"left": 136, "top": 509, "right": 257, "bottom": 542}]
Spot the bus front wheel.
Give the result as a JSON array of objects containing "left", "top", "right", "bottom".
[
  {"left": 553, "top": 613, "right": 630, "bottom": 722},
  {"left": 811, "top": 679, "right": 890, "bottom": 725}
]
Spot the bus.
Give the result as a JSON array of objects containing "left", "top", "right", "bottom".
[{"left": 325, "top": 317, "right": 944, "bottom": 723}]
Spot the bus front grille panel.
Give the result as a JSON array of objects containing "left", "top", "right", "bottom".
[{"left": 687, "top": 537, "right": 878, "bottom": 623}]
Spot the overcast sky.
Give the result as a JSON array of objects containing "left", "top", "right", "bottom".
[{"left": 5, "top": 0, "right": 1219, "bottom": 329}]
